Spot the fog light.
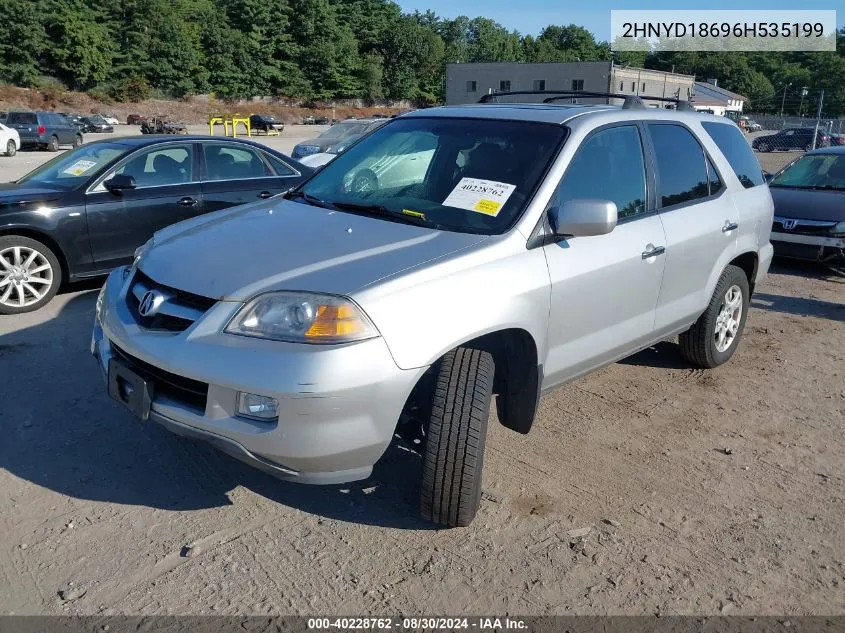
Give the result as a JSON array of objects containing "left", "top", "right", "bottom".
[{"left": 237, "top": 392, "right": 279, "bottom": 420}]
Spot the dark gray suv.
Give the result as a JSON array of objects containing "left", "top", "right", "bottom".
[{"left": 5, "top": 111, "right": 83, "bottom": 151}]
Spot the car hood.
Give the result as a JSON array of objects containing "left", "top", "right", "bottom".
[
  {"left": 0, "top": 182, "right": 65, "bottom": 208},
  {"left": 770, "top": 187, "right": 845, "bottom": 222},
  {"left": 140, "top": 199, "right": 489, "bottom": 301},
  {"left": 296, "top": 137, "right": 346, "bottom": 151}
]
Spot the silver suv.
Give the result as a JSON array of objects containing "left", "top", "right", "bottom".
[{"left": 93, "top": 96, "right": 774, "bottom": 527}]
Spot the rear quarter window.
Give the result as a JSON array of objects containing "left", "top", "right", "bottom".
[{"left": 702, "top": 122, "right": 765, "bottom": 189}]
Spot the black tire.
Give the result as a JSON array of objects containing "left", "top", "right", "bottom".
[
  {"left": 757, "top": 142, "right": 769, "bottom": 153},
  {"left": 0, "top": 235, "right": 62, "bottom": 315},
  {"left": 351, "top": 169, "right": 378, "bottom": 194},
  {"left": 420, "top": 347, "right": 495, "bottom": 528},
  {"left": 47, "top": 135, "right": 59, "bottom": 152},
  {"left": 72, "top": 134, "right": 82, "bottom": 148},
  {"left": 5, "top": 139, "right": 15, "bottom": 157},
  {"left": 804, "top": 143, "right": 813, "bottom": 152},
  {"left": 679, "top": 265, "right": 750, "bottom": 369}
]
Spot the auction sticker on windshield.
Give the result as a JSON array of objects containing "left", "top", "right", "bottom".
[
  {"left": 62, "top": 160, "right": 98, "bottom": 176},
  {"left": 443, "top": 178, "right": 516, "bottom": 216}
]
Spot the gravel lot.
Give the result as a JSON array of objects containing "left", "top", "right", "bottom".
[{"left": 0, "top": 126, "right": 843, "bottom": 616}]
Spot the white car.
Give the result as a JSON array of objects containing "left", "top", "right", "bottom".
[
  {"left": 298, "top": 152, "right": 335, "bottom": 168},
  {"left": 102, "top": 115, "right": 120, "bottom": 126},
  {"left": 0, "top": 123, "right": 20, "bottom": 157}
]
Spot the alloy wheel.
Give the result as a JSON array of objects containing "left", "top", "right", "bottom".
[
  {"left": 0, "top": 245, "right": 54, "bottom": 308},
  {"left": 714, "top": 284, "right": 743, "bottom": 353}
]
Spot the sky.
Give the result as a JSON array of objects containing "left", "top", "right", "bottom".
[{"left": 395, "top": 0, "right": 841, "bottom": 39}]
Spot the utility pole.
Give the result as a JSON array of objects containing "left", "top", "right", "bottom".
[
  {"left": 798, "top": 87, "right": 808, "bottom": 117},
  {"left": 812, "top": 89, "right": 824, "bottom": 150},
  {"left": 780, "top": 83, "right": 791, "bottom": 117}
]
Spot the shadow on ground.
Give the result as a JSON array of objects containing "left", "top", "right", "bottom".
[{"left": 0, "top": 288, "right": 433, "bottom": 530}]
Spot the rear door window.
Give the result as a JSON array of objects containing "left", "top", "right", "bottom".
[
  {"left": 647, "top": 124, "right": 711, "bottom": 208},
  {"left": 702, "top": 122, "right": 764, "bottom": 189},
  {"left": 203, "top": 144, "right": 271, "bottom": 180}
]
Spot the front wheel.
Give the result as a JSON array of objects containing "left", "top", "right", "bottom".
[
  {"left": 5, "top": 139, "right": 15, "bottom": 157},
  {"left": 0, "top": 235, "right": 62, "bottom": 314},
  {"left": 679, "top": 265, "right": 750, "bottom": 369},
  {"left": 420, "top": 347, "right": 495, "bottom": 528},
  {"left": 756, "top": 142, "right": 770, "bottom": 153}
]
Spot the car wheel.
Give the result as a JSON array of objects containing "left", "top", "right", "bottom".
[
  {"left": 72, "top": 135, "right": 82, "bottom": 148},
  {"left": 679, "top": 265, "right": 750, "bottom": 369},
  {"left": 757, "top": 142, "right": 769, "bottom": 152},
  {"left": 804, "top": 143, "right": 814, "bottom": 152},
  {"left": 5, "top": 139, "right": 15, "bottom": 157},
  {"left": 47, "top": 135, "right": 59, "bottom": 152},
  {"left": 0, "top": 235, "right": 62, "bottom": 315},
  {"left": 420, "top": 347, "right": 495, "bottom": 528},
  {"left": 351, "top": 169, "right": 378, "bottom": 194}
]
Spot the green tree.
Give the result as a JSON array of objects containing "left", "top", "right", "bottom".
[
  {"left": 0, "top": 0, "right": 47, "bottom": 85},
  {"left": 45, "top": 0, "right": 116, "bottom": 89}
]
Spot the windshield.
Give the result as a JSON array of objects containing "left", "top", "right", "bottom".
[
  {"left": 298, "top": 117, "right": 566, "bottom": 235},
  {"left": 318, "top": 122, "right": 368, "bottom": 140},
  {"left": 770, "top": 154, "right": 845, "bottom": 190},
  {"left": 17, "top": 143, "right": 126, "bottom": 189}
]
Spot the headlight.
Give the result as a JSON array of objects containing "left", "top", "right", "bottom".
[
  {"left": 225, "top": 292, "right": 378, "bottom": 344},
  {"left": 831, "top": 221, "right": 845, "bottom": 235},
  {"left": 95, "top": 283, "right": 107, "bottom": 324}
]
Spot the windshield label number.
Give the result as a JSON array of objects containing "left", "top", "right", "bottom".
[{"left": 443, "top": 178, "right": 516, "bottom": 216}]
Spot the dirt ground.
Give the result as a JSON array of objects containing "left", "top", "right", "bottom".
[{"left": 0, "top": 129, "right": 843, "bottom": 617}]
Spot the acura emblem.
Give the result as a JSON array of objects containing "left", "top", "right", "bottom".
[
  {"left": 782, "top": 219, "right": 797, "bottom": 230},
  {"left": 138, "top": 290, "right": 166, "bottom": 317}
]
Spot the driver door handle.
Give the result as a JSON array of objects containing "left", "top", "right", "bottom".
[
  {"left": 642, "top": 245, "right": 666, "bottom": 259},
  {"left": 722, "top": 221, "right": 739, "bottom": 233},
  {"left": 177, "top": 197, "right": 198, "bottom": 207}
]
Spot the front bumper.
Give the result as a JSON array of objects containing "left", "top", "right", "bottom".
[
  {"left": 771, "top": 231, "right": 845, "bottom": 261},
  {"left": 92, "top": 268, "right": 428, "bottom": 485}
]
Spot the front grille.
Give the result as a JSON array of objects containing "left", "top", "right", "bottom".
[
  {"left": 127, "top": 269, "right": 217, "bottom": 332},
  {"left": 773, "top": 217, "right": 837, "bottom": 236},
  {"left": 111, "top": 344, "right": 208, "bottom": 413}
]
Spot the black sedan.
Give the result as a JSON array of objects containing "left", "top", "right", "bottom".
[
  {"left": 80, "top": 116, "right": 114, "bottom": 133},
  {"left": 249, "top": 114, "right": 284, "bottom": 134},
  {"left": 767, "top": 146, "right": 845, "bottom": 263},
  {"left": 0, "top": 136, "right": 313, "bottom": 313},
  {"left": 752, "top": 127, "right": 831, "bottom": 152}
]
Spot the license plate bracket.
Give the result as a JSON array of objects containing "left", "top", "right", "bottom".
[{"left": 108, "top": 358, "right": 154, "bottom": 421}]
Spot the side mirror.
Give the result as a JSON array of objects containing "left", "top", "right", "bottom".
[
  {"left": 104, "top": 174, "right": 136, "bottom": 193},
  {"left": 550, "top": 199, "right": 618, "bottom": 238}
]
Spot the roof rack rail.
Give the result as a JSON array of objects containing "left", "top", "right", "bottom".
[{"left": 477, "top": 89, "right": 696, "bottom": 111}]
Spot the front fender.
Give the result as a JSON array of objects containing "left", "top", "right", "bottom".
[{"left": 354, "top": 237, "right": 551, "bottom": 370}]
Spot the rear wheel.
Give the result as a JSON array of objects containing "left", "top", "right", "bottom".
[
  {"left": 679, "top": 265, "right": 749, "bottom": 369},
  {"left": 0, "top": 235, "right": 62, "bottom": 314},
  {"left": 47, "top": 135, "right": 59, "bottom": 152},
  {"left": 4, "top": 139, "right": 15, "bottom": 157},
  {"left": 72, "top": 134, "right": 82, "bottom": 148},
  {"left": 420, "top": 347, "right": 495, "bottom": 528},
  {"left": 756, "top": 142, "right": 770, "bottom": 153}
]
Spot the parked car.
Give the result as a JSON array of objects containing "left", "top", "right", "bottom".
[
  {"left": 81, "top": 115, "right": 115, "bottom": 133},
  {"left": 765, "top": 146, "right": 845, "bottom": 262},
  {"left": 828, "top": 133, "right": 845, "bottom": 146},
  {"left": 249, "top": 114, "right": 284, "bottom": 134},
  {"left": 292, "top": 118, "right": 388, "bottom": 159},
  {"left": 0, "top": 136, "right": 312, "bottom": 314},
  {"left": 297, "top": 119, "right": 390, "bottom": 169},
  {"left": 4, "top": 110, "right": 83, "bottom": 151},
  {"left": 92, "top": 101, "right": 774, "bottom": 527},
  {"left": 141, "top": 117, "right": 188, "bottom": 135},
  {"left": 127, "top": 114, "right": 147, "bottom": 125},
  {"left": 742, "top": 118, "right": 762, "bottom": 132},
  {"left": 101, "top": 114, "right": 120, "bottom": 126},
  {"left": 752, "top": 127, "right": 831, "bottom": 152},
  {"left": 0, "top": 122, "right": 21, "bottom": 156}
]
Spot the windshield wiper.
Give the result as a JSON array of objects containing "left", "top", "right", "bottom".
[
  {"left": 282, "top": 189, "right": 336, "bottom": 209},
  {"left": 328, "top": 201, "right": 441, "bottom": 229}
]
